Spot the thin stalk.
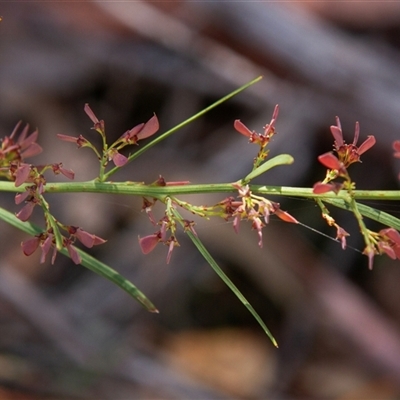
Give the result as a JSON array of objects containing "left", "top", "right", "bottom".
[
  {"left": 1, "top": 180, "right": 400, "bottom": 201},
  {"left": 103, "top": 76, "right": 263, "bottom": 180}
]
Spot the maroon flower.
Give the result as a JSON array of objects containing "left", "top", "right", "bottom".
[
  {"left": 234, "top": 105, "right": 279, "bottom": 147},
  {"left": 330, "top": 117, "right": 375, "bottom": 167},
  {"left": 0, "top": 121, "right": 42, "bottom": 164},
  {"left": 120, "top": 114, "right": 160, "bottom": 145},
  {"left": 51, "top": 163, "right": 75, "bottom": 180}
]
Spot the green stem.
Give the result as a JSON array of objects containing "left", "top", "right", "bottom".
[{"left": 2, "top": 181, "right": 400, "bottom": 200}]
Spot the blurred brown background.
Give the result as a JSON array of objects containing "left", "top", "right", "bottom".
[{"left": 2, "top": 2, "right": 400, "bottom": 399}]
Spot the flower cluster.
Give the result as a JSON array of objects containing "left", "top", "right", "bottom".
[
  {"left": 312, "top": 116, "right": 400, "bottom": 268},
  {"left": 219, "top": 183, "right": 298, "bottom": 248},
  {"left": 0, "top": 118, "right": 107, "bottom": 265},
  {"left": 234, "top": 105, "right": 279, "bottom": 168},
  {"left": 58, "top": 104, "right": 159, "bottom": 169},
  {"left": 313, "top": 117, "right": 376, "bottom": 194},
  {"left": 22, "top": 226, "right": 106, "bottom": 265},
  {"left": 138, "top": 196, "right": 196, "bottom": 264},
  {"left": 0, "top": 121, "right": 42, "bottom": 167},
  {"left": 363, "top": 228, "right": 400, "bottom": 270}
]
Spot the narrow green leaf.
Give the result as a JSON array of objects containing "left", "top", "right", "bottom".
[
  {"left": 185, "top": 229, "right": 278, "bottom": 347},
  {"left": 0, "top": 206, "right": 158, "bottom": 313},
  {"left": 244, "top": 154, "right": 294, "bottom": 182},
  {"left": 324, "top": 198, "right": 400, "bottom": 231}
]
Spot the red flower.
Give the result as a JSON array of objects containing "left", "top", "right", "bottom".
[
  {"left": 119, "top": 114, "right": 160, "bottom": 145},
  {"left": 330, "top": 117, "right": 375, "bottom": 167},
  {"left": 51, "top": 163, "right": 75, "bottom": 180},
  {"left": 3, "top": 121, "right": 42, "bottom": 161},
  {"left": 234, "top": 105, "right": 279, "bottom": 147}
]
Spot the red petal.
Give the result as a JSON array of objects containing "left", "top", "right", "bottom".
[
  {"left": 138, "top": 234, "right": 159, "bottom": 254},
  {"left": 67, "top": 244, "right": 82, "bottom": 264},
  {"left": 313, "top": 182, "right": 335, "bottom": 194},
  {"left": 112, "top": 152, "right": 128, "bottom": 167},
  {"left": 357, "top": 135, "right": 376, "bottom": 155},
  {"left": 274, "top": 209, "right": 298, "bottom": 224},
  {"left": 21, "top": 237, "right": 40, "bottom": 256},
  {"left": 84, "top": 104, "right": 99, "bottom": 124},
  {"left": 16, "top": 202, "right": 35, "bottom": 221},
  {"left": 330, "top": 125, "right": 343, "bottom": 147},
  {"left": 234, "top": 120, "right": 252, "bottom": 138},
  {"left": 136, "top": 115, "right": 159, "bottom": 140},
  {"left": 318, "top": 152, "right": 342, "bottom": 170},
  {"left": 14, "top": 164, "right": 31, "bottom": 187}
]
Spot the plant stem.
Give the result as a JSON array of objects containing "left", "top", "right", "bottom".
[{"left": 2, "top": 180, "right": 400, "bottom": 201}]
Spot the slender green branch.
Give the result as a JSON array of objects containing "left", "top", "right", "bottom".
[
  {"left": 103, "top": 76, "right": 263, "bottom": 180},
  {"left": 2, "top": 180, "right": 400, "bottom": 200}
]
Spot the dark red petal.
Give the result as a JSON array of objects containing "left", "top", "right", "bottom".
[
  {"left": 57, "top": 134, "right": 80, "bottom": 143},
  {"left": 15, "top": 190, "right": 30, "bottom": 205},
  {"left": 10, "top": 121, "right": 22, "bottom": 140},
  {"left": 21, "top": 142, "right": 42, "bottom": 159},
  {"left": 14, "top": 164, "right": 31, "bottom": 187},
  {"left": 84, "top": 104, "right": 99, "bottom": 124},
  {"left": 352, "top": 121, "right": 360, "bottom": 146},
  {"left": 112, "top": 152, "right": 128, "bottom": 167},
  {"left": 357, "top": 135, "right": 376, "bottom": 155},
  {"left": 234, "top": 120, "right": 252, "bottom": 138},
  {"left": 136, "top": 115, "right": 159, "bottom": 140},
  {"left": 380, "top": 228, "right": 400, "bottom": 245},
  {"left": 330, "top": 125, "right": 343, "bottom": 147},
  {"left": 378, "top": 241, "right": 396, "bottom": 259},
  {"left": 139, "top": 234, "right": 159, "bottom": 254},
  {"left": 16, "top": 202, "right": 35, "bottom": 221},
  {"left": 67, "top": 244, "right": 82, "bottom": 264},
  {"left": 76, "top": 228, "right": 95, "bottom": 248},
  {"left": 40, "top": 235, "right": 53, "bottom": 263},
  {"left": 318, "top": 152, "right": 342, "bottom": 170},
  {"left": 274, "top": 209, "right": 298, "bottom": 224},
  {"left": 60, "top": 167, "right": 75, "bottom": 180},
  {"left": 313, "top": 182, "right": 335, "bottom": 194},
  {"left": 20, "top": 129, "right": 38, "bottom": 150},
  {"left": 271, "top": 104, "right": 279, "bottom": 121},
  {"left": 21, "top": 237, "right": 40, "bottom": 256}
]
